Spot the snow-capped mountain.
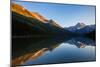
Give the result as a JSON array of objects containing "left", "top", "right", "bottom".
[
  {"left": 65, "top": 23, "right": 95, "bottom": 34},
  {"left": 75, "top": 23, "right": 86, "bottom": 29}
]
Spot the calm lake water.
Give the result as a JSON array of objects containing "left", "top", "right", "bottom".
[{"left": 12, "top": 36, "right": 96, "bottom": 66}]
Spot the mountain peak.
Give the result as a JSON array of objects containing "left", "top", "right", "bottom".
[
  {"left": 76, "top": 22, "right": 86, "bottom": 29},
  {"left": 48, "top": 19, "right": 63, "bottom": 28}
]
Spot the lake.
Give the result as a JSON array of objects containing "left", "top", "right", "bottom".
[{"left": 12, "top": 35, "right": 96, "bottom": 66}]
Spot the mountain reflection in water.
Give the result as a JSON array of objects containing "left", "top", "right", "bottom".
[
  {"left": 12, "top": 48, "right": 48, "bottom": 66},
  {"left": 12, "top": 36, "right": 96, "bottom": 66}
]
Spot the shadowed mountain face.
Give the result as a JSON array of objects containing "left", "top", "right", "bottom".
[
  {"left": 12, "top": 36, "right": 95, "bottom": 66},
  {"left": 12, "top": 3, "right": 69, "bottom": 36}
]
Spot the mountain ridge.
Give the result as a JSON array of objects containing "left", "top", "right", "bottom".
[
  {"left": 12, "top": 3, "right": 95, "bottom": 36},
  {"left": 12, "top": 3, "right": 48, "bottom": 23},
  {"left": 65, "top": 23, "right": 95, "bottom": 34},
  {"left": 12, "top": 3, "right": 68, "bottom": 36}
]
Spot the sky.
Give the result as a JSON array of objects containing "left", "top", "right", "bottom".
[{"left": 12, "top": 1, "right": 96, "bottom": 27}]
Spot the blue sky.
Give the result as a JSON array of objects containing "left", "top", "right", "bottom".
[{"left": 12, "top": 1, "right": 96, "bottom": 27}]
